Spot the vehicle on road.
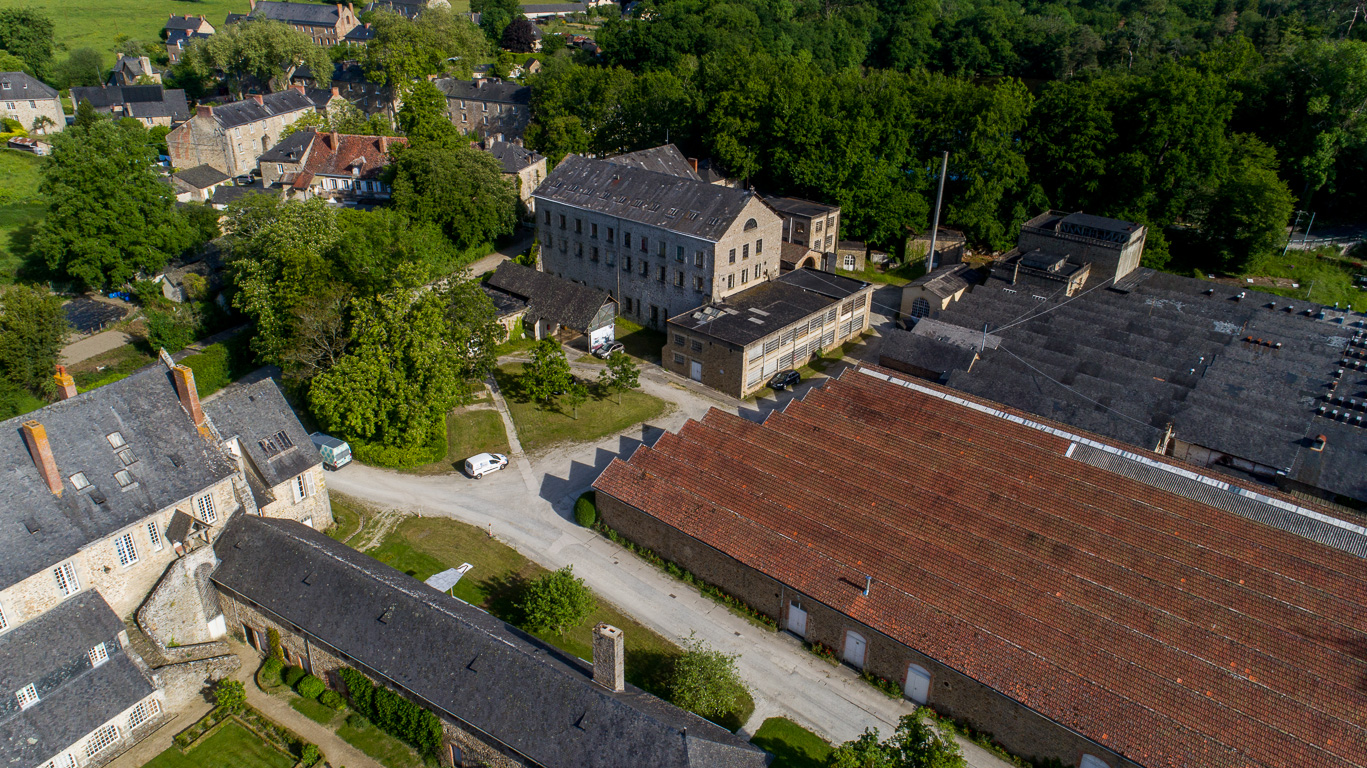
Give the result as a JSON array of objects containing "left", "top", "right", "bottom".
[
  {"left": 309, "top": 432, "right": 352, "bottom": 470},
  {"left": 769, "top": 369, "right": 800, "bottom": 391},
  {"left": 464, "top": 452, "right": 509, "bottom": 479},
  {"left": 592, "top": 341, "right": 625, "bottom": 359},
  {"left": 234, "top": 174, "right": 254, "bottom": 186}
]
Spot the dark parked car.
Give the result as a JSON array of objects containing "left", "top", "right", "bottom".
[
  {"left": 592, "top": 341, "right": 625, "bottom": 359},
  {"left": 234, "top": 175, "right": 254, "bottom": 186},
  {"left": 769, "top": 369, "right": 800, "bottom": 391}
]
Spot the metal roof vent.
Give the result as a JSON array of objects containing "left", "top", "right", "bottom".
[{"left": 379, "top": 605, "right": 395, "bottom": 624}]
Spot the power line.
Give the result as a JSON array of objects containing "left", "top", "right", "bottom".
[
  {"left": 996, "top": 345, "right": 1163, "bottom": 433},
  {"left": 989, "top": 275, "right": 1118, "bottom": 335}
]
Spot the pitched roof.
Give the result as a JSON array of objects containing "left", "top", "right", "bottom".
[
  {"left": 593, "top": 366, "right": 1367, "bottom": 768},
  {"left": 761, "top": 195, "right": 838, "bottom": 219},
  {"left": 204, "top": 378, "right": 320, "bottom": 488},
  {"left": 283, "top": 131, "right": 406, "bottom": 185},
  {"left": 173, "top": 163, "right": 230, "bottom": 190},
  {"left": 877, "top": 328, "right": 978, "bottom": 378},
  {"left": 0, "top": 72, "right": 58, "bottom": 100},
  {"left": 164, "top": 14, "right": 210, "bottom": 30},
  {"left": 486, "top": 261, "right": 614, "bottom": 332},
  {"left": 608, "top": 145, "right": 700, "bottom": 181},
  {"left": 909, "top": 263, "right": 977, "bottom": 299},
  {"left": 0, "top": 365, "right": 237, "bottom": 593},
  {"left": 779, "top": 241, "right": 816, "bottom": 266},
  {"left": 249, "top": 1, "right": 344, "bottom": 25},
  {"left": 0, "top": 592, "right": 155, "bottom": 767},
  {"left": 70, "top": 85, "right": 190, "bottom": 121},
  {"left": 533, "top": 154, "right": 759, "bottom": 242},
  {"left": 211, "top": 516, "right": 769, "bottom": 768},
  {"left": 210, "top": 178, "right": 271, "bottom": 206},
  {"left": 345, "top": 23, "right": 376, "bottom": 41},
  {"left": 433, "top": 77, "right": 531, "bottom": 105},
  {"left": 205, "top": 89, "right": 316, "bottom": 130},
  {"left": 482, "top": 140, "right": 544, "bottom": 174},
  {"left": 521, "top": 2, "right": 589, "bottom": 12},
  {"left": 668, "top": 269, "right": 868, "bottom": 347}
]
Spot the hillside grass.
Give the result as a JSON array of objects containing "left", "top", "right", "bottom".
[
  {"left": 18, "top": 0, "right": 243, "bottom": 66},
  {"left": 0, "top": 149, "right": 45, "bottom": 283}
]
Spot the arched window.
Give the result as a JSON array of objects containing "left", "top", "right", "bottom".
[
  {"left": 910, "top": 297, "right": 931, "bottom": 319},
  {"left": 743, "top": 218, "right": 758, "bottom": 231},
  {"left": 1079, "top": 755, "right": 1109, "bottom": 768},
  {"left": 904, "top": 664, "right": 931, "bottom": 704}
]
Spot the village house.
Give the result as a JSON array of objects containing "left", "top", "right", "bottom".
[
  {"left": 292, "top": 62, "right": 394, "bottom": 115},
  {"left": 483, "top": 261, "right": 617, "bottom": 348},
  {"left": 593, "top": 363, "right": 1367, "bottom": 768},
  {"left": 171, "top": 164, "right": 231, "bottom": 203},
  {"left": 435, "top": 77, "right": 531, "bottom": 143},
  {"left": 519, "top": 2, "right": 589, "bottom": 19},
  {"left": 163, "top": 14, "right": 216, "bottom": 64},
  {"left": 259, "top": 130, "right": 407, "bottom": 203},
  {"left": 108, "top": 55, "right": 160, "bottom": 86},
  {"left": 70, "top": 84, "right": 190, "bottom": 127},
  {"left": 479, "top": 140, "right": 546, "bottom": 216},
  {"left": 762, "top": 195, "right": 841, "bottom": 258},
  {"left": 239, "top": 0, "right": 361, "bottom": 46},
  {"left": 166, "top": 87, "right": 328, "bottom": 175},
  {"left": 533, "top": 146, "right": 783, "bottom": 330},
  {"left": 0, "top": 72, "right": 63, "bottom": 134},
  {"left": 664, "top": 269, "right": 873, "bottom": 396},
  {"left": 778, "top": 241, "right": 820, "bottom": 273}
]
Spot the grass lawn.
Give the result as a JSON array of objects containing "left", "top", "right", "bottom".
[
  {"left": 407, "top": 407, "right": 509, "bottom": 475},
  {"left": 836, "top": 260, "right": 926, "bottom": 287},
  {"left": 70, "top": 343, "right": 156, "bottom": 389},
  {"left": 492, "top": 362, "right": 667, "bottom": 452},
  {"left": 494, "top": 316, "right": 538, "bottom": 356},
  {"left": 750, "top": 717, "right": 834, "bottom": 768},
  {"left": 19, "top": 0, "right": 242, "bottom": 66},
  {"left": 0, "top": 149, "right": 45, "bottom": 283},
  {"left": 615, "top": 316, "right": 667, "bottom": 363},
  {"left": 142, "top": 721, "right": 294, "bottom": 768},
  {"left": 337, "top": 715, "right": 426, "bottom": 768},
  {"left": 365, "top": 516, "right": 755, "bottom": 730},
  {"left": 290, "top": 695, "right": 342, "bottom": 727},
  {"left": 1240, "top": 247, "right": 1367, "bottom": 310},
  {"left": 327, "top": 492, "right": 367, "bottom": 545}
]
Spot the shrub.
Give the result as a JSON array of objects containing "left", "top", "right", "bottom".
[
  {"left": 861, "top": 670, "right": 904, "bottom": 699},
  {"left": 300, "top": 744, "right": 320, "bottom": 766},
  {"left": 351, "top": 422, "right": 446, "bottom": 469},
  {"left": 574, "top": 492, "right": 597, "bottom": 527},
  {"left": 297, "top": 674, "right": 326, "bottom": 699},
  {"left": 267, "top": 628, "right": 284, "bottom": 662},
  {"left": 669, "top": 633, "right": 748, "bottom": 719},
  {"left": 337, "top": 667, "right": 441, "bottom": 757},
  {"left": 319, "top": 690, "right": 346, "bottom": 710},
  {"left": 518, "top": 566, "right": 597, "bottom": 635},
  {"left": 144, "top": 308, "right": 195, "bottom": 353},
  {"left": 181, "top": 343, "right": 231, "bottom": 397},
  {"left": 259, "top": 656, "right": 283, "bottom": 687},
  {"left": 283, "top": 666, "right": 307, "bottom": 687},
  {"left": 213, "top": 679, "right": 246, "bottom": 712}
]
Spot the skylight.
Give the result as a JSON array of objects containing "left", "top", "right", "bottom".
[
  {"left": 114, "top": 470, "right": 133, "bottom": 488},
  {"left": 259, "top": 430, "right": 295, "bottom": 458},
  {"left": 70, "top": 472, "right": 90, "bottom": 490},
  {"left": 107, "top": 432, "right": 126, "bottom": 449}
]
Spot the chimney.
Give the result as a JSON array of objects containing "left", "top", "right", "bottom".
[
  {"left": 330, "top": 130, "right": 339, "bottom": 149},
  {"left": 1312, "top": 434, "right": 1327, "bottom": 452},
  {"left": 331, "top": 86, "right": 339, "bottom": 97},
  {"left": 171, "top": 364, "right": 205, "bottom": 428},
  {"left": 196, "top": 104, "right": 214, "bottom": 119},
  {"left": 592, "top": 624, "right": 624, "bottom": 693},
  {"left": 379, "top": 135, "right": 389, "bottom": 153},
  {"left": 53, "top": 365, "right": 77, "bottom": 400},
  {"left": 21, "top": 421, "right": 62, "bottom": 496},
  {"left": 252, "top": 94, "right": 264, "bottom": 105},
  {"left": 249, "top": 0, "right": 255, "bottom": 9}
]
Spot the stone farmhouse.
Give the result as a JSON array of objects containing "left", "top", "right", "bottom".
[
  {"left": 167, "top": 88, "right": 331, "bottom": 175},
  {"left": 259, "top": 130, "right": 406, "bottom": 202},
  {"left": 593, "top": 364, "right": 1367, "bottom": 768},
  {"left": 0, "top": 72, "right": 63, "bottom": 134},
  {"left": 108, "top": 56, "right": 160, "bottom": 87},
  {"left": 239, "top": 0, "right": 361, "bottom": 46},
  {"left": 0, "top": 357, "right": 330, "bottom": 768},
  {"left": 213, "top": 514, "right": 771, "bottom": 768},
  {"left": 70, "top": 85, "right": 190, "bottom": 127},
  {"left": 665, "top": 270, "right": 873, "bottom": 397},
  {"left": 533, "top": 147, "right": 783, "bottom": 330},
  {"left": 163, "top": 14, "right": 216, "bottom": 64},
  {"left": 435, "top": 77, "right": 531, "bottom": 143},
  {"left": 479, "top": 140, "right": 547, "bottom": 217}
]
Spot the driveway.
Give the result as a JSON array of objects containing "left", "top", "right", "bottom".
[{"left": 326, "top": 360, "right": 1012, "bottom": 768}]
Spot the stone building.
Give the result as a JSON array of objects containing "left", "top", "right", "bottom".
[
  {"left": 593, "top": 364, "right": 1367, "bottom": 768},
  {"left": 0, "top": 71, "right": 64, "bottom": 134},
  {"left": 171, "top": 164, "right": 230, "bottom": 203},
  {"left": 434, "top": 77, "right": 531, "bottom": 143},
  {"left": 533, "top": 149, "right": 783, "bottom": 330},
  {"left": 899, "top": 263, "right": 978, "bottom": 320},
  {"left": 1017, "top": 210, "right": 1146, "bottom": 284},
  {"left": 484, "top": 261, "right": 617, "bottom": 348},
  {"left": 241, "top": 0, "right": 361, "bottom": 46},
  {"left": 70, "top": 84, "right": 190, "bottom": 127},
  {"left": 292, "top": 62, "right": 394, "bottom": 115},
  {"left": 166, "top": 88, "right": 321, "bottom": 175},
  {"left": 479, "top": 140, "right": 546, "bottom": 217},
  {"left": 259, "top": 130, "right": 406, "bottom": 202},
  {"left": 109, "top": 55, "right": 160, "bottom": 86},
  {"left": 833, "top": 240, "right": 865, "bottom": 273},
  {"left": 163, "top": 14, "right": 216, "bottom": 64},
  {"left": 664, "top": 269, "right": 872, "bottom": 397},
  {"left": 762, "top": 195, "right": 840, "bottom": 257},
  {"left": 212, "top": 514, "right": 770, "bottom": 768},
  {"left": 905, "top": 226, "right": 966, "bottom": 269}
]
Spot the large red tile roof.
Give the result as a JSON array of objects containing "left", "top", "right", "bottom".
[{"left": 592, "top": 366, "right": 1367, "bottom": 768}]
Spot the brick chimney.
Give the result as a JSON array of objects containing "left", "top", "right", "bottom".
[
  {"left": 252, "top": 94, "right": 264, "bottom": 105},
  {"left": 196, "top": 104, "right": 214, "bottom": 119},
  {"left": 21, "top": 421, "right": 62, "bottom": 496},
  {"left": 331, "top": 86, "right": 340, "bottom": 97},
  {"left": 53, "top": 365, "right": 77, "bottom": 400},
  {"left": 171, "top": 364, "right": 205, "bottom": 428},
  {"left": 291, "top": 84, "right": 306, "bottom": 94},
  {"left": 592, "top": 624, "right": 624, "bottom": 693}
]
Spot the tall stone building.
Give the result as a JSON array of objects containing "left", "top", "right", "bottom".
[
  {"left": 166, "top": 88, "right": 323, "bottom": 174},
  {"left": 434, "top": 77, "right": 531, "bottom": 143}
]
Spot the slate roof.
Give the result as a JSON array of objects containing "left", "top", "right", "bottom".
[
  {"left": 878, "top": 328, "right": 977, "bottom": 378},
  {"left": 204, "top": 378, "right": 320, "bottom": 488},
  {"left": 779, "top": 241, "right": 816, "bottom": 266},
  {"left": 206, "top": 89, "right": 316, "bottom": 130},
  {"left": 607, "top": 145, "right": 700, "bottom": 180},
  {"left": 70, "top": 85, "right": 190, "bottom": 121},
  {"left": 211, "top": 515, "right": 769, "bottom": 768},
  {"left": 669, "top": 269, "right": 868, "bottom": 347},
  {"left": 761, "top": 195, "right": 837, "bottom": 219},
  {"left": 486, "top": 261, "right": 614, "bottom": 332},
  {"left": 482, "top": 141, "right": 544, "bottom": 174},
  {"left": 521, "top": 2, "right": 589, "bottom": 13},
  {"left": 258, "top": 131, "right": 312, "bottom": 163},
  {"left": 249, "top": 1, "right": 345, "bottom": 25},
  {"left": 164, "top": 14, "right": 212, "bottom": 31},
  {"left": 0, "top": 592, "right": 155, "bottom": 768},
  {"left": 434, "top": 77, "right": 531, "bottom": 105},
  {"left": 928, "top": 268, "right": 1367, "bottom": 503},
  {"left": 481, "top": 283, "right": 529, "bottom": 318},
  {"left": 593, "top": 366, "right": 1367, "bottom": 768},
  {"left": 210, "top": 179, "right": 272, "bottom": 207},
  {"left": 909, "top": 264, "right": 977, "bottom": 299},
  {"left": 173, "top": 163, "right": 230, "bottom": 190},
  {"left": 533, "top": 154, "right": 760, "bottom": 242},
  {"left": 345, "top": 23, "right": 376, "bottom": 41},
  {"left": 0, "top": 72, "right": 58, "bottom": 100},
  {"left": 0, "top": 365, "right": 236, "bottom": 593}
]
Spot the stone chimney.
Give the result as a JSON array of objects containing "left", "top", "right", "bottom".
[
  {"left": 196, "top": 104, "right": 214, "bottom": 119},
  {"left": 53, "top": 365, "right": 77, "bottom": 400},
  {"left": 252, "top": 94, "right": 264, "bottom": 105},
  {"left": 171, "top": 364, "right": 205, "bottom": 428},
  {"left": 22, "top": 421, "right": 62, "bottom": 496},
  {"left": 379, "top": 135, "right": 389, "bottom": 153},
  {"left": 592, "top": 624, "right": 624, "bottom": 693},
  {"left": 330, "top": 131, "right": 339, "bottom": 149}
]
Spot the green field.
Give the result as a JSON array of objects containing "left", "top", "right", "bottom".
[
  {"left": 7, "top": 0, "right": 243, "bottom": 64},
  {"left": 142, "top": 721, "right": 294, "bottom": 768},
  {"left": 407, "top": 407, "right": 509, "bottom": 475},
  {"left": 493, "top": 362, "right": 668, "bottom": 452},
  {"left": 0, "top": 149, "right": 45, "bottom": 282}
]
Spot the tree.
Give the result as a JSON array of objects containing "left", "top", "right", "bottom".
[
  {"left": 182, "top": 19, "right": 331, "bottom": 94},
  {"left": 32, "top": 119, "right": 193, "bottom": 288},
  {"left": 502, "top": 17, "right": 539, "bottom": 54},
  {"left": 280, "top": 285, "right": 352, "bottom": 382},
  {"left": 521, "top": 339, "right": 571, "bottom": 405},
  {"left": 443, "top": 277, "right": 504, "bottom": 388},
  {"left": 473, "top": 0, "right": 522, "bottom": 45},
  {"left": 387, "top": 141, "right": 518, "bottom": 248},
  {"left": 0, "top": 9, "right": 55, "bottom": 76},
  {"left": 598, "top": 351, "right": 639, "bottom": 405},
  {"left": 395, "top": 79, "right": 462, "bottom": 147},
  {"left": 563, "top": 379, "right": 589, "bottom": 418},
  {"left": 333, "top": 208, "right": 459, "bottom": 292},
  {"left": 144, "top": 308, "right": 195, "bottom": 353},
  {"left": 283, "top": 101, "right": 397, "bottom": 139},
  {"left": 669, "top": 633, "right": 746, "bottom": 719},
  {"left": 0, "top": 49, "right": 28, "bottom": 73},
  {"left": 362, "top": 7, "right": 487, "bottom": 91},
  {"left": 1197, "top": 135, "right": 1295, "bottom": 274},
  {"left": 0, "top": 286, "right": 68, "bottom": 395},
  {"left": 827, "top": 714, "right": 965, "bottom": 768},
  {"left": 518, "top": 565, "right": 596, "bottom": 634},
  {"left": 213, "top": 679, "right": 247, "bottom": 712},
  {"left": 51, "top": 48, "right": 104, "bottom": 88}
]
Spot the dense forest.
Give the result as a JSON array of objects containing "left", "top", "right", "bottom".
[{"left": 519, "top": 0, "right": 1367, "bottom": 271}]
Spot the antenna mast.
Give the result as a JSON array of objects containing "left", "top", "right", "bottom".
[{"left": 926, "top": 151, "right": 949, "bottom": 274}]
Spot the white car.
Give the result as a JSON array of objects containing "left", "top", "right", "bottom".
[{"left": 464, "top": 452, "right": 509, "bottom": 479}]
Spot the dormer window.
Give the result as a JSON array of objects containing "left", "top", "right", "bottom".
[
  {"left": 107, "top": 432, "right": 126, "bottom": 449},
  {"left": 70, "top": 472, "right": 90, "bottom": 490},
  {"left": 88, "top": 643, "right": 108, "bottom": 668},
  {"left": 15, "top": 684, "right": 37, "bottom": 710}
]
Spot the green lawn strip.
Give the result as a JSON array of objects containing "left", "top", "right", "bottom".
[
  {"left": 143, "top": 721, "right": 295, "bottom": 768},
  {"left": 1241, "top": 247, "right": 1367, "bottom": 310},
  {"left": 836, "top": 261, "right": 926, "bottom": 287},
  {"left": 327, "top": 493, "right": 366, "bottom": 544},
  {"left": 365, "top": 516, "right": 754, "bottom": 730},
  {"left": 289, "top": 695, "right": 341, "bottom": 726},
  {"left": 69, "top": 343, "right": 156, "bottom": 388},
  {"left": 405, "top": 408, "right": 509, "bottom": 475},
  {"left": 749, "top": 717, "right": 833, "bottom": 768},
  {"left": 493, "top": 363, "right": 666, "bottom": 452},
  {"left": 336, "top": 714, "right": 426, "bottom": 768},
  {"left": 615, "top": 316, "right": 667, "bottom": 363}
]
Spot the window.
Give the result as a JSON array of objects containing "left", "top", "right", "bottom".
[
  {"left": 16, "top": 684, "right": 38, "bottom": 710},
  {"left": 559, "top": 214, "right": 566, "bottom": 229},
  {"left": 728, "top": 248, "right": 736, "bottom": 264},
  {"left": 128, "top": 698, "right": 161, "bottom": 729},
  {"left": 843, "top": 254, "right": 856, "bottom": 270},
  {"left": 674, "top": 271, "right": 683, "bottom": 287},
  {"left": 743, "top": 217, "right": 758, "bottom": 231},
  {"left": 196, "top": 493, "right": 217, "bottom": 524},
  {"left": 576, "top": 242, "right": 583, "bottom": 258},
  {"left": 676, "top": 245, "right": 684, "bottom": 262},
  {"left": 544, "top": 209, "right": 551, "bottom": 224},
  {"left": 575, "top": 218, "right": 582, "bottom": 233},
  {"left": 591, "top": 223, "right": 598, "bottom": 238},
  {"left": 591, "top": 247, "right": 599, "bottom": 262},
  {"left": 293, "top": 473, "right": 315, "bottom": 503},
  {"left": 89, "top": 642, "right": 108, "bottom": 668},
  {"left": 727, "top": 274, "right": 734, "bottom": 290},
  {"left": 114, "top": 469, "right": 134, "bottom": 488},
  {"left": 70, "top": 472, "right": 90, "bottom": 490},
  {"left": 118, "top": 449, "right": 136, "bottom": 467},
  {"left": 623, "top": 256, "right": 631, "bottom": 272},
  {"left": 148, "top": 521, "right": 163, "bottom": 551},
  {"left": 85, "top": 725, "right": 119, "bottom": 757},
  {"left": 54, "top": 562, "right": 79, "bottom": 596},
  {"left": 694, "top": 251, "right": 703, "bottom": 267},
  {"left": 42, "top": 754, "right": 75, "bottom": 768},
  {"left": 674, "top": 334, "right": 686, "bottom": 347},
  {"left": 741, "top": 268, "right": 749, "bottom": 285},
  {"left": 673, "top": 352, "right": 685, "bottom": 365},
  {"left": 115, "top": 532, "right": 138, "bottom": 567},
  {"left": 607, "top": 227, "right": 614, "bottom": 242},
  {"left": 815, "top": 220, "right": 823, "bottom": 233},
  {"left": 640, "top": 260, "right": 648, "bottom": 276},
  {"left": 640, "top": 236, "right": 649, "bottom": 253},
  {"left": 743, "top": 244, "right": 750, "bottom": 260},
  {"left": 690, "top": 339, "right": 703, "bottom": 352},
  {"left": 695, "top": 276, "right": 704, "bottom": 291},
  {"left": 756, "top": 238, "right": 763, "bottom": 254},
  {"left": 825, "top": 235, "right": 833, "bottom": 251},
  {"left": 0, "top": 601, "right": 7, "bottom": 631},
  {"left": 623, "top": 232, "right": 631, "bottom": 248},
  {"left": 107, "top": 432, "right": 126, "bottom": 449}
]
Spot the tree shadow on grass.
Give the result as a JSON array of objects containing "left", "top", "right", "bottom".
[
  {"left": 625, "top": 646, "right": 678, "bottom": 700},
  {"left": 478, "top": 573, "right": 530, "bottom": 625}
]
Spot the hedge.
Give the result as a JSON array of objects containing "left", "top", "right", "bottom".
[
  {"left": 282, "top": 666, "right": 307, "bottom": 687},
  {"left": 351, "top": 422, "right": 446, "bottom": 470},
  {"left": 338, "top": 667, "right": 442, "bottom": 757},
  {"left": 574, "top": 492, "right": 597, "bottom": 527},
  {"left": 180, "top": 344, "right": 231, "bottom": 397},
  {"left": 318, "top": 690, "right": 345, "bottom": 710},
  {"left": 297, "top": 674, "right": 326, "bottom": 699}
]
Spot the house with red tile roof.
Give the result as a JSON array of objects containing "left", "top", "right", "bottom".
[
  {"left": 592, "top": 364, "right": 1367, "bottom": 768},
  {"left": 258, "top": 130, "right": 406, "bottom": 203}
]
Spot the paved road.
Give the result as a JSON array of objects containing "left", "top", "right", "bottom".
[{"left": 327, "top": 359, "right": 1011, "bottom": 768}]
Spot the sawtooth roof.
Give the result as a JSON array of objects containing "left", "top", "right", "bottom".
[
  {"left": 533, "top": 154, "right": 760, "bottom": 242},
  {"left": 486, "top": 261, "right": 614, "bottom": 332},
  {"left": 211, "top": 515, "right": 769, "bottom": 768},
  {"left": 593, "top": 365, "right": 1367, "bottom": 768}
]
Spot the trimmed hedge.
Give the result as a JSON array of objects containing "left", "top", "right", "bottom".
[
  {"left": 574, "top": 491, "right": 597, "bottom": 527},
  {"left": 282, "top": 666, "right": 307, "bottom": 687},
  {"left": 297, "top": 674, "right": 326, "bottom": 699},
  {"left": 351, "top": 422, "right": 447, "bottom": 470},
  {"left": 261, "top": 657, "right": 283, "bottom": 684},
  {"left": 318, "top": 690, "right": 345, "bottom": 710},
  {"left": 337, "top": 667, "right": 442, "bottom": 757}
]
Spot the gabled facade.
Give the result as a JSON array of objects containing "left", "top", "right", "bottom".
[
  {"left": 434, "top": 77, "right": 531, "bottom": 143},
  {"left": 109, "top": 55, "right": 160, "bottom": 86},
  {"left": 166, "top": 88, "right": 321, "bottom": 175},
  {"left": 163, "top": 14, "right": 216, "bottom": 64},
  {"left": 259, "top": 130, "right": 406, "bottom": 202},
  {"left": 762, "top": 195, "right": 841, "bottom": 257},
  {"left": 0, "top": 72, "right": 63, "bottom": 134}
]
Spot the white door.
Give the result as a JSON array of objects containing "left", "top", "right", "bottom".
[
  {"left": 786, "top": 602, "right": 807, "bottom": 637},
  {"left": 904, "top": 664, "right": 931, "bottom": 704},
  {"left": 690, "top": 360, "right": 702, "bottom": 381},
  {"left": 843, "top": 631, "right": 866, "bottom": 669}
]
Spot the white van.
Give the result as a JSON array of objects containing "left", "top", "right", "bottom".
[{"left": 464, "top": 452, "right": 509, "bottom": 479}]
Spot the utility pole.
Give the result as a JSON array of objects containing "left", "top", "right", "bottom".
[
  {"left": 926, "top": 151, "right": 949, "bottom": 274},
  {"left": 1281, "top": 210, "right": 1304, "bottom": 257},
  {"left": 1302, "top": 211, "right": 1317, "bottom": 246}
]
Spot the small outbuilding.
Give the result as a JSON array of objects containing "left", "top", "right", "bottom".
[{"left": 483, "top": 261, "right": 617, "bottom": 349}]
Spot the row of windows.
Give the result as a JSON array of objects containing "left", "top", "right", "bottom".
[
  {"left": 456, "top": 100, "right": 518, "bottom": 115},
  {"left": 547, "top": 234, "right": 711, "bottom": 293},
  {"left": 322, "top": 177, "right": 388, "bottom": 193},
  {"left": 1, "top": 100, "right": 39, "bottom": 110},
  {"left": 545, "top": 214, "right": 750, "bottom": 266}
]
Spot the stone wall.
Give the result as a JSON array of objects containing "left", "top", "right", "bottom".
[
  {"left": 257, "top": 465, "right": 334, "bottom": 529},
  {"left": 0, "top": 96, "right": 64, "bottom": 135},
  {"left": 593, "top": 492, "right": 1139, "bottom": 768},
  {"left": 155, "top": 654, "right": 240, "bottom": 708},
  {"left": 137, "top": 546, "right": 224, "bottom": 650}
]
